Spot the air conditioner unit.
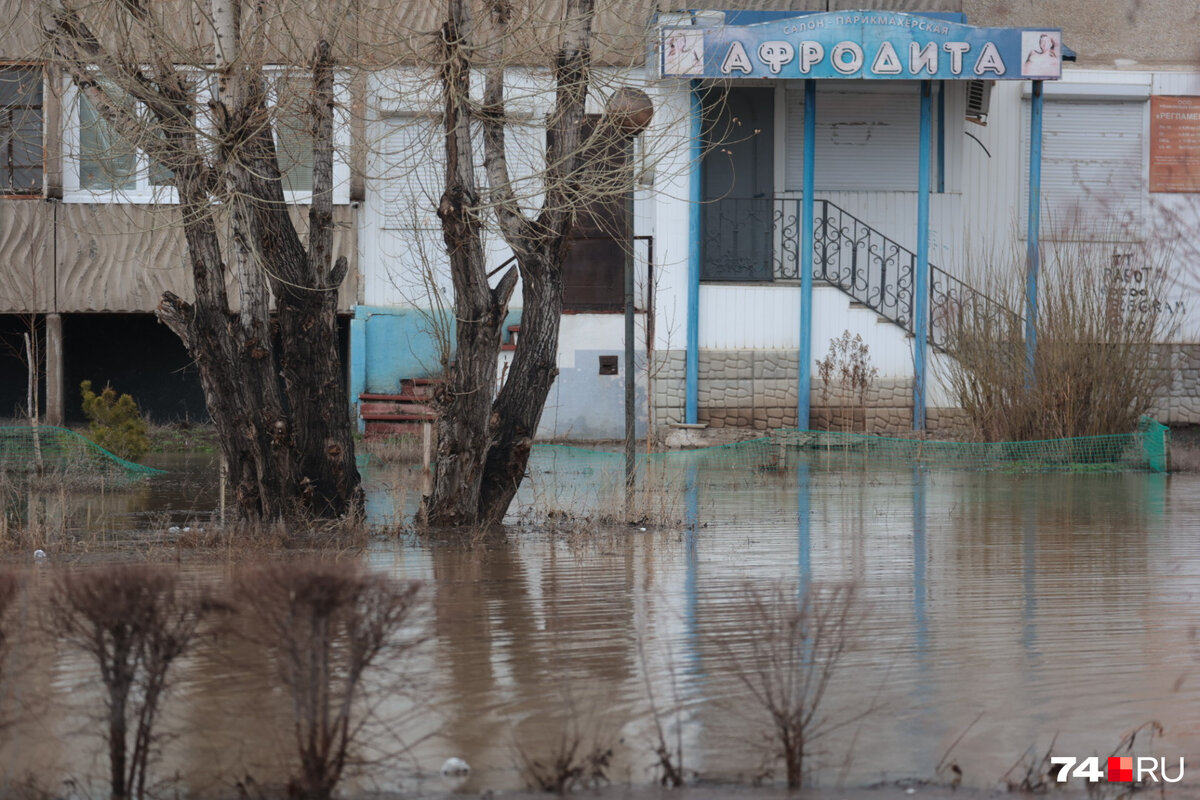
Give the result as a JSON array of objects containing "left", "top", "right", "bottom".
[{"left": 965, "top": 80, "right": 992, "bottom": 126}]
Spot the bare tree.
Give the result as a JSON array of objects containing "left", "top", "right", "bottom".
[
  {"left": 46, "top": 565, "right": 206, "bottom": 800},
  {"left": 713, "top": 582, "right": 871, "bottom": 790},
  {"left": 228, "top": 562, "right": 423, "bottom": 800},
  {"left": 423, "top": 0, "right": 652, "bottom": 526},
  {"left": 44, "top": 0, "right": 361, "bottom": 520}
]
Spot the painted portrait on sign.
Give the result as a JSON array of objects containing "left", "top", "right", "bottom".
[
  {"left": 1021, "top": 31, "right": 1061, "bottom": 77},
  {"left": 662, "top": 29, "right": 705, "bottom": 76}
]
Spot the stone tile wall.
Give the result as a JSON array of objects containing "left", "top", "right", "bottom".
[{"left": 651, "top": 344, "right": 1200, "bottom": 438}]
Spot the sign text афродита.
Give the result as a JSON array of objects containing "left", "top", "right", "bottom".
[{"left": 660, "top": 11, "right": 1062, "bottom": 81}]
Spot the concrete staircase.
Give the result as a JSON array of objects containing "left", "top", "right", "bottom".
[{"left": 359, "top": 377, "right": 440, "bottom": 438}]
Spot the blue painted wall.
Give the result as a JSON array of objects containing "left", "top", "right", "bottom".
[
  {"left": 350, "top": 305, "right": 646, "bottom": 440},
  {"left": 350, "top": 305, "right": 522, "bottom": 395}
]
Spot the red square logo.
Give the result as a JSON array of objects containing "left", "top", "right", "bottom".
[{"left": 1108, "top": 757, "right": 1133, "bottom": 782}]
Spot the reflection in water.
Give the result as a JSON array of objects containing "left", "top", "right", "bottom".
[{"left": 0, "top": 452, "right": 1196, "bottom": 794}]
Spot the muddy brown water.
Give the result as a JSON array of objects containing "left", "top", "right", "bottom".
[{"left": 2, "top": 449, "right": 1199, "bottom": 797}]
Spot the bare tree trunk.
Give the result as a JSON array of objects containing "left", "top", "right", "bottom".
[
  {"left": 269, "top": 41, "right": 362, "bottom": 516},
  {"left": 422, "top": 0, "right": 516, "bottom": 526},
  {"left": 478, "top": 257, "right": 563, "bottom": 524},
  {"left": 52, "top": 0, "right": 361, "bottom": 520},
  {"left": 473, "top": 0, "right": 594, "bottom": 526}
]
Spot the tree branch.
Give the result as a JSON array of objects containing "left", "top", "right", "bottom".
[
  {"left": 309, "top": 38, "right": 337, "bottom": 286},
  {"left": 481, "top": 0, "right": 528, "bottom": 248},
  {"left": 534, "top": 0, "right": 595, "bottom": 252}
]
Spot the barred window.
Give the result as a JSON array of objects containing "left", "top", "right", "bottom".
[{"left": 0, "top": 67, "right": 44, "bottom": 195}]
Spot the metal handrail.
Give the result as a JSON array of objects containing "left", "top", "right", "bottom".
[
  {"left": 812, "top": 198, "right": 1021, "bottom": 351},
  {"left": 700, "top": 195, "right": 1019, "bottom": 351}
]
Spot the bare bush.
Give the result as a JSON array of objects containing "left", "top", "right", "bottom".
[
  {"left": 228, "top": 562, "right": 423, "bottom": 800},
  {"left": 713, "top": 582, "right": 867, "bottom": 790},
  {"left": 515, "top": 713, "right": 615, "bottom": 795},
  {"left": 46, "top": 565, "right": 206, "bottom": 800},
  {"left": 816, "top": 330, "right": 879, "bottom": 433},
  {"left": 944, "top": 241, "right": 1174, "bottom": 441}
]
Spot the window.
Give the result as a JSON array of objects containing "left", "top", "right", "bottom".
[
  {"left": 785, "top": 85, "right": 928, "bottom": 192},
  {"left": 77, "top": 85, "right": 173, "bottom": 193},
  {"left": 64, "top": 71, "right": 349, "bottom": 203},
  {"left": 563, "top": 114, "right": 632, "bottom": 311},
  {"left": 0, "top": 67, "right": 43, "bottom": 196},
  {"left": 1022, "top": 97, "right": 1146, "bottom": 240},
  {"left": 273, "top": 76, "right": 314, "bottom": 195},
  {"left": 365, "top": 112, "right": 546, "bottom": 306}
]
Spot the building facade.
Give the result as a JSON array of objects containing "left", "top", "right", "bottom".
[{"left": 3, "top": 1, "right": 1199, "bottom": 436}]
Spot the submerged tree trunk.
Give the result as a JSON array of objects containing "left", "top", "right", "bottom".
[
  {"left": 422, "top": 0, "right": 595, "bottom": 527},
  {"left": 477, "top": 255, "right": 564, "bottom": 525},
  {"left": 52, "top": 0, "right": 361, "bottom": 520},
  {"left": 423, "top": 0, "right": 516, "bottom": 526}
]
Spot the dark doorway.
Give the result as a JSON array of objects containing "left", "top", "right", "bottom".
[
  {"left": 61, "top": 313, "right": 351, "bottom": 424},
  {"left": 701, "top": 86, "right": 775, "bottom": 281},
  {"left": 0, "top": 315, "right": 43, "bottom": 419},
  {"left": 562, "top": 115, "right": 632, "bottom": 311},
  {"left": 63, "top": 313, "right": 208, "bottom": 424}
]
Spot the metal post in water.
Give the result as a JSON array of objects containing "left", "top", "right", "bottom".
[
  {"left": 625, "top": 139, "right": 636, "bottom": 494},
  {"left": 1025, "top": 80, "right": 1044, "bottom": 389},
  {"left": 606, "top": 89, "right": 653, "bottom": 505}
]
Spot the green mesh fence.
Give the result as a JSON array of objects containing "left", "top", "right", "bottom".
[
  {"left": 0, "top": 425, "right": 164, "bottom": 482},
  {"left": 531, "top": 417, "right": 1171, "bottom": 475}
]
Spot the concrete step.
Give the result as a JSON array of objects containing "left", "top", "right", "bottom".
[
  {"left": 360, "top": 400, "right": 436, "bottom": 418},
  {"left": 365, "top": 420, "right": 432, "bottom": 438}
]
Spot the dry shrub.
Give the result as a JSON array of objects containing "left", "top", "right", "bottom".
[
  {"left": 173, "top": 517, "right": 368, "bottom": 555},
  {"left": 1002, "top": 737, "right": 1059, "bottom": 793},
  {"left": 228, "top": 562, "right": 423, "bottom": 800},
  {"left": 714, "top": 582, "right": 867, "bottom": 790},
  {"left": 46, "top": 565, "right": 206, "bottom": 800},
  {"left": 944, "top": 241, "right": 1174, "bottom": 441},
  {"left": 514, "top": 699, "right": 616, "bottom": 795}
]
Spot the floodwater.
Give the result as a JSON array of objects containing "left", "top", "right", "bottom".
[{"left": 2, "top": 448, "right": 1200, "bottom": 797}]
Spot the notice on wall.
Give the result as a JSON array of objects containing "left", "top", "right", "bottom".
[{"left": 1150, "top": 96, "right": 1200, "bottom": 193}]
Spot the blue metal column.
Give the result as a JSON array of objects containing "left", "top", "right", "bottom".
[
  {"left": 798, "top": 79, "right": 816, "bottom": 428},
  {"left": 797, "top": 462, "right": 812, "bottom": 593},
  {"left": 1025, "top": 80, "right": 1044, "bottom": 387},
  {"left": 912, "top": 464, "right": 929, "bottom": 658},
  {"left": 913, "top": 80, "right": 932, "bottom": 431},
  {"left": 686, "top": 81, "right": 702, "bottom": 424}
]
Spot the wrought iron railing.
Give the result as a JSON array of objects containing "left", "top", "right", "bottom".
[{"left": 701, "top": 196, "right": 1020, "bottom": 350}]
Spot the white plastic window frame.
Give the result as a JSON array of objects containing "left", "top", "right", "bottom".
[{"left": 62, "top": 68, "right": 351, "bottom": 204}]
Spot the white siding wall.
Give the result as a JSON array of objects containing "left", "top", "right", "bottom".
[
  {"left": 698, "top": 283, "right": 918, "bottom": 378},
  {"left": 1019, "top": 86, "right": 1149, "bottom": 239},
  {"left": 361, "top": 67, "right": 654, "bottom": 313},
  {"left": 961, "top": 68, "right": 1200, "bottom": 341}
]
